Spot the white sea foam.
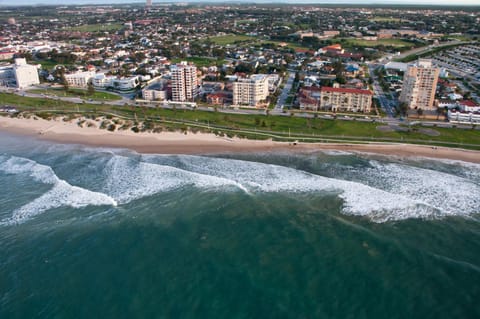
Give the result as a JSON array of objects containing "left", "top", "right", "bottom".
[
  {"left": 0, "top": 156, "right": 117, "bottom": 225},
  {"left": 101, "top": 155, "right": 250, "bottom": 204},
  {"left": 360, "top": 161, "right": 480, "bottom": 218},
  {"left": 152, "top": 155, "right": 478, "bottom": 222}
]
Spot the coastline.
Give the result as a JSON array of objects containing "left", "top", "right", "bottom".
[{"left": 1, "top": 115, "right": 480, "bottom": 164}]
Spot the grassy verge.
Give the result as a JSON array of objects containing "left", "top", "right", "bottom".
[
  {"left": 1, "top": 92, "right": 479, "bottom": 149},
  {"left": 29, "top": 88, "right": 122, "bottom": 101}
]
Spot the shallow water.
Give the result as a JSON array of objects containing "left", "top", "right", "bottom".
[{"left": 1, "top": 132, "right": 479, "bottom": 318}]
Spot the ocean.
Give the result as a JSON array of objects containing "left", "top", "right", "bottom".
[{"left": 0, "top": 131, "right": 479, "bottom": 318}]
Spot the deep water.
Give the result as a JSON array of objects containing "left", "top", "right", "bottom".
[{"left": 1, "top": 132, "right": 479, "bottom": 318}]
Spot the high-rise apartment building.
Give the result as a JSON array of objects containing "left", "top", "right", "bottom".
[
  {"left": 146, "top": 0, "right": 152, "bottom": 8},
  {"left": 170, "top": 62, "right": 198, "bottom": 102},
  {"left": 399, "top": 59, "right": 439, "bottom": 110},
  {"left": 233, "top": 74, "right": 269, "bottom": 107}
]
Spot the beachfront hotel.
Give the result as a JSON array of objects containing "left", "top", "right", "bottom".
[
  {"left": 232, "top": 74, "right": 269, "bottom": 107},
  {"left": 399, "top": 59, "right": 440, "bottom": 110},
  {"left": 170, "top": 62, "right": 198, "bottom": 102},
  {"left": 319, "top": 87, "right": 373, "bottom": 113}
]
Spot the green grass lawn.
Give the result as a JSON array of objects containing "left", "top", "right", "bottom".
[
  {"left": 342, "top": 38, "right": 415, "bottom": 48},
  {"left": 29, "top": 88, "right": 122, "bottom": 101},
  {"left": 1, "top": 92, "right": 480, "bottom": 148},
  {"left": 36, "top": 60, "right": 62, "bottom": 70},
  {"left": 171, "top": 57, "right": 225, "bottom": 67},
  {"left": 371, "top": 17, "right": 403, "bottom": 22},
  {"left": 209, "top": 35, "right": 255, "bottom": 45},
  {"left": 65, "top": 23, "right": 123, "bottom": 32}
]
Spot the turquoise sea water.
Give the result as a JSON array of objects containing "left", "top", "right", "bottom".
[{"left": 1, "top": 131, "right": 479, "bottom": 318}]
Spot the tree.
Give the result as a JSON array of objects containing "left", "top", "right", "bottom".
[
  {"left": 417, "top": 108, "right": 423, "bottom": 119},
  {"left": 399, "top": 102, "right": 408, "bottom": 117},
  {"left": 60, "top": 74, "right": 69, "bottom": 92},
  {"left": 87, "top": 82, "right": 95, "bottom": 96}
]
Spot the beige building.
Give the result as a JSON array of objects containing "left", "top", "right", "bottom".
[
  {"left": 233, "top": 74, "right": 269, "bottom": 107},
  {"left": 319, "top": 87, "right": 373, "bottom": 113},
  {"left": 399, "top": 59, "right": 439, "bottom": 110},
  {"left": 170, "top": 62, "right": 198, "bottom": 102},
  {"left": 64, "top": 71, "right": 96, "bottom": 88}
]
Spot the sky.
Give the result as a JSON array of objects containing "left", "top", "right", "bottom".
[{"left": 0, "top": 0, "right": 479, "bottom": 6}]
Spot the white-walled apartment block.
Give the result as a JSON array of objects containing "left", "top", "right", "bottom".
[
  {"left": 13, "top": 58, "right": 40, "bottom": 88},
  {"left": 233, "top": 74, "right": 269, "bottom": 107},
  {"left": 399, "top": 59, "right": 439, "bottom": 110},
  {"left": 64, "top": 71, "right": 96, "bottom": 88},
  {"left": 92, "top": 74, "right": 139, "bottom": 91},
  {"left": 170, "top": 62, "right": 198, "bottom": 102}
]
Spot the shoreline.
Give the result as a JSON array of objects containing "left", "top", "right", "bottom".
[{"left": 1, "top": 115, "right": 480, "bottom": 164}]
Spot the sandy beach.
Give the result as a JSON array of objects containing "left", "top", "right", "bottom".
[{"left": 1, "top": 115, "right": 479, "bottom": 164}]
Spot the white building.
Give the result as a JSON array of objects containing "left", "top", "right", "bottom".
[
  {"left": 92, "top": 74, "right": 139, "bottom": 91},
  {"left": 233, "top": 74, "right": 269, "bottom": 107},
  {"left": 13, "top": 58, "right": 40, "bottom": 88},
  {"left": 399, "top": 59, "right": 439, "bottom": 110},
  {"left": 448, "top": 110, "right": 480, "bottom": 123},
  {"left": 170, "top": 62, "right": 198, "bottom": 102},
  {"left": 64, "top": 71, "right": 96, "bottom": 88},
  {"left": 142, "top": 79, "right": 168, "bottom": 101}
]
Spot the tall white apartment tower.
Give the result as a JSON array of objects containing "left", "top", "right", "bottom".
[
  {"left": 170, "top": 62, "right": 198, "bottom": 102},
  {"left": 399, "top": 59, "right": 439, "bottom": 110},
  {"left": 146, "top": 0, "right": 152, "bottom": 8},
  {"left": 233, "top": 74, "right": 269, "bottom": 107}
]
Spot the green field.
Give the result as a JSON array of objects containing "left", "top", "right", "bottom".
[
  {"left": 171, "top": 57, "right": 225, "bottom": 67},
  {"left": 29, "top": 88, "right": 122, "bottom": 101},
  {"left": 36, "top": 60, "right": 61, "bottom": 70},
  {"left": 65, "top": 23, "right": 123, "bottom": 32},
  {"left": 209, "top": 35, "right": 255, "bottom": 45},
  {"left": 2, "top": 92, "right": 480, "bottom": 148},
  {"left": 342, "top": 38, "right": 415, "bottom": 48}
]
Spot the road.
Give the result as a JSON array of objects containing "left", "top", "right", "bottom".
[
  {"left": 385, "top": 40, "right": 467, "bottom": 62},
  {"left": 367, "top": 63, "right": 398, "bottom": 120},
  {"left": 1, "top": 84, "right": 469, "bottom": 130},
  {"left": 274, "top": 71, "right": 295, "bottom": 113}
]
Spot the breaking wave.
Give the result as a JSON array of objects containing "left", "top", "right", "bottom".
[
  {"left": 1, "top": 150, "right": 479, "bottom": 224},
  {"left": 0, "top": 156, "right": 117, "bottom": 225}
]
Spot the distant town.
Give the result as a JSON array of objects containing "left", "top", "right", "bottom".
[{"left": 0, "top": 3, "right": 479, "bottom": 127}]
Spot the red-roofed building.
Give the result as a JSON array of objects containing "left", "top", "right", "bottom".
[
  {"left": 299, "top": 87, "right": 322, "bottom": 111},
  {"left": 206, "top": 92, "right": 230, "bottom": 105},
  {"left": 320, "top": 87, "right": 373, "bottom": 113}
]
